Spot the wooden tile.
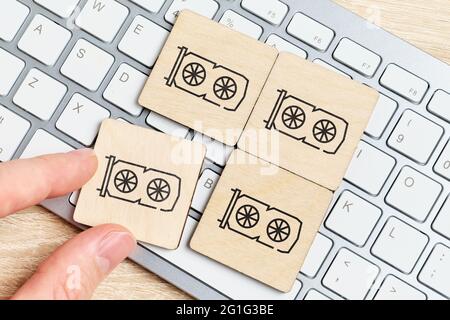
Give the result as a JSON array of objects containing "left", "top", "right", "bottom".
[
  {"left": 190, "top": 149, "right": 332, "bottom": 292},
  {"left": 239, "top": 53, "right": 379, "bottom": 190},
  {"left": 74, "top": 119, "right": 205, "bottom": 249},
  {"left": 139, "top": 10, "right": 277, "bottom": 146}
]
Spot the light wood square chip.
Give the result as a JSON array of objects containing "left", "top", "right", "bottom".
[
  {"left": 139, "top": 10, "right": 277, "bottom": 146},
  {"left": 74, "top": 119, "right": 206, "bottom": 249},
  {"left": 239, "top": 53, "right": 380, "bottom": 190},
  {"left": 190, "top": 149, "right": 332, "bottom": 292}
]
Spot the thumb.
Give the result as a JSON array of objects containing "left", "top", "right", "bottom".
[{"left": 12, "top": 224, "right": 136, "bottom": 300}]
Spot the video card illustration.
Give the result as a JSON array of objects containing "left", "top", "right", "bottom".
[
  {"left": 218, "top": 189, "right": 302, "bottom": 254},
  {"left": 165, "top": 46, "right": 249, "bottom": 112},
  {"left": 264, "top": 89, "right": 349, "bottom": 154},
  {"left": 98, "top": 155, "right": 181, "bottom": 212}
]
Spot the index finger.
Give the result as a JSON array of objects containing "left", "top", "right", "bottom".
[{"left": 0, "top": 149, "right": 97, "bottom": 218}]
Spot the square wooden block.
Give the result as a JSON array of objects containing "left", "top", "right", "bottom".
[
  {"left": 139, "top": 10, "right": 277, "bottom": 146},
  {"left": 74, "top": 119, "right": 206, "bottom": 249},
  {"left": 239, "top": 53, "right": 379, "bottom": 190},
  {"left": 190, "top": 149, "right": 332, "bottom": 292}
]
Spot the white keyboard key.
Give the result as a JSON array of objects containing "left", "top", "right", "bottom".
[
  {"left": 191, "top": 169, "right": 220, "bottom": 213},
  {"left": 61, "top": 39, "right": 114, "bottom": 91},
  {"left": 287, "top": 12, "right": 334, "bottom": 51},
  {"left": 104, "top": 63, "right": 146, "bottom": 116},
  {"left": 428, "top": 90, "right": 450, "bottom": 122},
  {"left": 374, "top": 275, "right": 426, "bottom": 300},
  {"left": 76, "top": 0, "right": 129, "bottom": 42},
  {"left": 0, "top": 105, "right": 30, "bottom": 161},
  {"left": 56, "top": 93, "right": 110, "bottom": 145},
  {"left": 242, "top": 0, "right": 288, "bottom": 25},
  {"left": 333, "top": 38, "right": 381, "bottom": 77},
  {"left": 69, "top": 190, "right": 80, "bottom": 206},
  {"left": 34, "top": 0, "right": 80, "bottom": 18},
  {"left": 146, "top": 112, "right": 189, "bottom": 139},
  {"left": 313, "top": 59, "right": 351, "bottom": 78},
  {"left": 0, "top": 0, "right": 29, "bottom": 41},
  {"left": 118, "top": 15, "right": 169, "bottom": 68},
  {"left": 130, "top": 0, "right": 165, "bottom": 13},
  {"left": 345, "top": 141, "right": 396, "bottom": 195},
  {"left": 432, "top": 196, "right": 450, "bottom": 240},
  {"left": 435, "top": 141, "right": 450, "bottom": 180},
  {"left": 388, "top": 110, "right": 443, "bottom": 164},
  {"left": 21, "top": 129, "right": 74, "bottom": 159},
  {"left": 365, "top": 94, "right": 397, "bottom": 139},
  {"left": 219, "top": 10, "right": 262, "bottom": 39},
  {"left": 193, "top": 133, "right": 234, "bottom": 166},
  {"left": 265, "top": 34, "right": 307, "bottom": 59},
  {"left": 304, "top": 290, "right": 331, "bottom": 300},
  {"left": 323, "top": 248, "right": 379, "bottom": 300},
  {"left": 418, "top": 243, "right": 450, "bottom": 298},
  {"left": 300, "top": 233, "right": 333, "bottom": 278},
  {"left": 13, "top": 69, "right": 67, "bottom": 120},
  {"left": 0, "top": 48, "right": 25, "bottom": 96},
  {"left": 326, "top": 191, "right": 381, "bottom": 246},
  {"left": 386, "top": 166, "right": 442, "bottom": 221},
  {"left": 165, "top": 0, "right": 219, "bottom": 24},
  {"left": 380, "top": 64, "right": 429, "bottom": 103},
  {"left": 18, "top": 14, "right": 71, "bottom": 66},
  {"left": 372, "top": 217, "right": 428, "bottom": 273},
  {"left": 146, "top": 217, "right": 303, "bottom": 300}
]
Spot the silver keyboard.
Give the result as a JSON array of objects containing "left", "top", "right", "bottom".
[{"left": 1, "top": 0, "right": 450, "bottom": 300}]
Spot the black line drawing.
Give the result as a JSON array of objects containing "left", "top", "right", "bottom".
[
  {"left": 165, "top": 46, "right": 249, "bottom": 112},
  {"left": 264, "top": 89, "right": 349, "bottom": 155},
  {"left": 218, "top": 189, "right": 302, "bottom": 254},
  {"left": 98, "top": 155, "right": 181, "bottom": 212}
]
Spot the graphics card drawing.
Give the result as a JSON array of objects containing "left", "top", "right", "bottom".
[
  {"left": 264, "top": 89, "right": 349, "bottom": 154},
  {"left": 218, "top": 189, "right": 302, "bottom": 254},
  {"left": 98, "top": 155, "right": 181, "bottom": 212},
  {"left": 165, "top": 46, "right": 249, "bottom": 111}
]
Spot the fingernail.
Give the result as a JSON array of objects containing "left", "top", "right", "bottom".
[
  {"left": 69, "top": 148, "right": 96, "bottom": 158},
  {"left": 96, "top": 232, "right": 136, "bottom": 274}
]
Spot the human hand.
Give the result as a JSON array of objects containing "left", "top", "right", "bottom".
[{"left": 1, "top": 149, "right": 136, "bottom": 300}]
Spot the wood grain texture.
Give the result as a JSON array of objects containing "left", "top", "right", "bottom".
[
  {"left": 74, "top": 119, "right": 205, "bottom": 249},
  {"left": 139, "top": 10, "right": 278, "bottom": 146},
  {"left": 0, "top": 0, "right": 448, "bottom": 300},
  {"left": 191, "top": 149, "right": 332, "bottom": 292},
  {"left": 239, "top": 53, "right": 379, "bottom": 191}
]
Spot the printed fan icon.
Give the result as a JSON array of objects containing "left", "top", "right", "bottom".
[
  {"left": 214, "top": 76, "right": 237, "bottom": 100},
  {"left": 313, "top": 119, "right": 337, "bottom": 143},
  {"left": 182, "top": 62, "right": 206, "bottom": 86},
  {"left": 282, "top": 106, "right": 306, "bottom": 129},
  {"left": 236, "top": 205, "right": 260, "bottom": 228},
  {"left": 266, "top": 219, "right": 291, "bottom": 242},
  {"left": 114, "top": 169, "right": 138, "bottom": 193},
  {"left": 147, "top": 178, "right": 171, "bottom": 202}
]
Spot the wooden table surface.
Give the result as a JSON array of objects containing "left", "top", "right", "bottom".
[{"left": 1, "top": 0, "right": 449, "bottom": 300}]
